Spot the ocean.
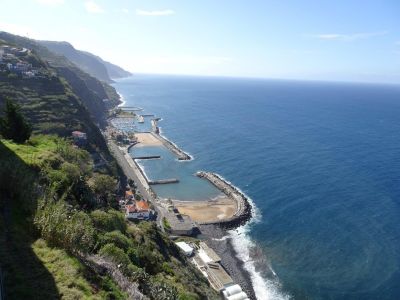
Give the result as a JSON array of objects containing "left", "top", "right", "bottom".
[{"left": 114, "top": 74, "right": 400, "bottom": 300}]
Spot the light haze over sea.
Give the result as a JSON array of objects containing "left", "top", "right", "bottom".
[{"left": 115, "top": 74, "right": 400, "bottom": 299}]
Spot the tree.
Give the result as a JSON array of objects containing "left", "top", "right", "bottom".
[
  {"left": 0, "top": 98, "right": 32, "bottom": 143},
  {"left": 92, "top": 173, "right": 117, "bottom": 207}
]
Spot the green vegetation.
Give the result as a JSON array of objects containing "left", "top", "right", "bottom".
[
  {"left": 0, "top": 31, "right": 217, "bottom": 299},
  {"left": 33, "top": 239, "right": 127, "bottom": 300},
  {"left": 0, "top": 136, "right": 217, "bottom": 299},
  {"left": 0, "top": 137, "right": 125, "bottom": 299},
  {"left": 163, "top": 217, "right": 172, "bottom": 230},
  {"left": 0, "top": 98, "right": 31, "bottom": 143}
]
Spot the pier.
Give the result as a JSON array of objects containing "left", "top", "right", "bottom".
[
  {"left": 133, "top": 155, "right": 161, "bottom": 160},
  {"left": 120, "top": 106, "right": 143, "bottom": 111},
  {"left": 151, "top": 133, "right": 192, "bottom": 160},
  {"left": 196, "top": 171, "right": 252, "bottom": 227},
  {"left": 148, "top": 178, "right": 179, "bottom": 185}
]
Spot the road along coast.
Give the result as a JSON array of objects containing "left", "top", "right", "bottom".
[{"left": 108, "top": 109, "right": 257, "bottom": 299}]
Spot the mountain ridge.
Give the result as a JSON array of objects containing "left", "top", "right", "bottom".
[{"left": 38, "top": 40, "right": 131, "bottom": 83}]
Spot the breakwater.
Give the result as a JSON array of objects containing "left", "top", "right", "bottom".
[
  {"left": 133, "top": 155, "right": 161, "bottom": 160},
  {"left": 151, "top": 132, "right": 192, "bottom": 160},
  {"left": 149, "top": 178, "right": 179, "bottom": 185},
  {"left": 196, "top": 171, "right": 252, "bottom": 227}
]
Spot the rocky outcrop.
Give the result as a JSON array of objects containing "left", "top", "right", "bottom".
[{"left": 79, "top": 254, "right": 147, "bottom": 300}]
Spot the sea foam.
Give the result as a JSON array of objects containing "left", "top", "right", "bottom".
[{"left": 225, "top": 187, "right": 290, "bottom": 300}]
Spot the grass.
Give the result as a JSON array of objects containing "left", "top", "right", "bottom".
[
  {"left": 2, "top": 135, "right": 60, "bottom": 166},
  {"left": 163, "top": 217, "right": 171, "bottom": 230},
  {"left": 32, "top": 239, "right": 127, "bottom": 300}
]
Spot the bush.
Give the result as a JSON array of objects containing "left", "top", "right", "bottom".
[
  {"left": 90, "top": 209, "right": 126, "bottom": 233},
  {"left": 0, "top": 98, "right": 31, "bottom": 143},
  {"left": 91, "top": 173, "right": 117, "bottom": 206},
  {"left": 34, "top": 200, "right": 96, "bottom": 253},
  {"left": 99, "top": 230, "right": 132, "bottom": 251},
  {"left": 162, "top": 217, "right": 171, "bottom": 230},
  {"left": 99, "top": 243, "right": 130, "bottom": 267},
  {"left": 178, "top": 292, "right": 200, "bottom": 300},
  {"left": 162, "top": 262, "right": 174, "bottom": 276}
]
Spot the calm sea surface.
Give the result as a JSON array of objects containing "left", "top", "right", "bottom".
[{"left": 114, "top": 74, "right": 400, "bottom": 300}]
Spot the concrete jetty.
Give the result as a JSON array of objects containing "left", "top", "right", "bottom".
[
  {"left": 151, "top": 132, "right": 192, "bottom": 160},
  {"left": 151, "top": 119, "right": 159, "bottom": 134},
  {"left": 120, "top": 106, "right": 143, "bottom": 111},
  {"left": 149, "top": 178, "right": 179, "bottom": 185},
  {"left": 196, "top": 171, "right": 252, "bottom": 227},
  {"left": 133, "top": 155, "right": 161, "bottom": 160},
  {"left": 150, "top": 119, "right": 191, "bottom": 160}
]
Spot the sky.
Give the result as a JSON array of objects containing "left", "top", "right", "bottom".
[{"left": 0, "top": 0, "right": 399, "bottom": 83}]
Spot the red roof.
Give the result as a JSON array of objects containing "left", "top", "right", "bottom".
[
  {"left": 126, "top": 204, "right": 136, "bottom": 213},
  {"left": 136, "top": 200, "right": 150, "bottom": 211},
  {"left": 125, "top": 201, "right": 150, "bottom": 214}
]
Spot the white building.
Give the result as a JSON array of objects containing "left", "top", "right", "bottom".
[
  {"left": 125, "top": 200, "right": 151, "bottom": 220},
  {"left": 221, "top": 284, "right": 249, "bottom": 300},
  {"left": 175, "top": 241, "right": 194, "bottom": 256}
]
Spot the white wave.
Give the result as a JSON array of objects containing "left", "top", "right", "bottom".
[
  {"left": 117, "top": 91, "right": 126, "bottom": 107},
  {"left": 228, "top": 223, "right": 290, "bottom": 300},
  {"left": 212, "top": 235, "right": 231, "bottom": 241},
  {"left": 211, "top": 175, "right": 289, "bottom": 300}
]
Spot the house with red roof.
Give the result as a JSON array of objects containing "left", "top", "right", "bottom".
[{"left": 125, "top": 200, "right": 151, "bottom": 220}]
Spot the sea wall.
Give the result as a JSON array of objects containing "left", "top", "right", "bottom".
[
  {"left": 151, "top": 132, "right": 192, "bottom": 161},
  {"left": 196, "top": 171, "right": 252, "bottom": 228}
]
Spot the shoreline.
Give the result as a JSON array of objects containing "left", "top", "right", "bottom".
[
  {"left": 196, "top": 171, "right": 253, "bottom": 227},
  {"left": 111, "top": 91, "right": 260, "bottom": 300}
]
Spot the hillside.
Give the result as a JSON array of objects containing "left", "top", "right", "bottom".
[
  {"left": 0, "top": 32, "right": 121, "bottom": 126},
  {"left": 39, "top": 40, "right": 132, "bottom": 82},
  {"left": 0, "top": 136, "right": 217, "bottom": 299},
  {"left": 85, "top": 51, "right": 132, "bottom": 79},
  {"left": 0, "top": 32, "right": 217, "bottom": 299}
]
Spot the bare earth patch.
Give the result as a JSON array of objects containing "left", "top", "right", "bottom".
[{"left": 172, "top": 196, "right": 237, "bottom": 223}]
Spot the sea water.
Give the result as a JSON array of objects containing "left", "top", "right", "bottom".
[{"left": 114, "top": 74, "right": 400, "bottom": 300}]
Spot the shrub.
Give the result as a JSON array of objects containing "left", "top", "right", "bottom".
[
  {"left": 0, "top": 98, "right": 32, "bottom": 143},
  {"left": 90, "top": 209, "right": 126, "bottom": 233},
  {"left": 34, "top": 200, "right": 96, "bottom": 253},
  {"left": 99, "top": 230, "right": 132, "bottom": 251},
  {"left": 98, "top": 243, "right": 130, "bottom": 267},
  {"left": 162, "top": 262, "right": 174, "bottom": 276},
  {"left": 178, "top": 292, "right": 200, "bottom": 300}
]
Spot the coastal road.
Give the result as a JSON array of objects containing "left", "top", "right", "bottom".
[
  {"left": 108, "top": 140, "right": 152, "bottom": 202},
  {"left": 107, "top": 138, "right": 165, "bottom": 230}
]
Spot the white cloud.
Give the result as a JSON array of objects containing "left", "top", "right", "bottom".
[
  {"left": 121, "top": 8, "right": 129, "bottom": 14},
  {"left": 35, "top": 0, "right": 64, "bottom": 5},
  {"left": 85, "top": 1, "right": 104, "bottom": 14},
  {"left": 307, "top": 31, "right": 387, "bottom": 41},
  {"left": 136, "top": 9, "right": 175, "bottom": 16}
]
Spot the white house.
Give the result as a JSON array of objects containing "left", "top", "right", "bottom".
[
  {"left": 175, "top": 241, "right": 194, "bottom": 256},
  {"left": 221, "top": 284, "right": 249, "bottom": 300},
  {"left": 125, "top": 200, "right": 151, "bottom": 220}
]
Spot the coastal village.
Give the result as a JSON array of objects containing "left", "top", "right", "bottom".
[
  {"left": 101, "top": 107, "right": 253, "bottom": 300},
  {"left": 0, "top": 45, "right": 40, "bottom": 78}
]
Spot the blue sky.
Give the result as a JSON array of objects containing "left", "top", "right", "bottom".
[{"left": 1, "top": 0, "right": 399, "bottom": 83}]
